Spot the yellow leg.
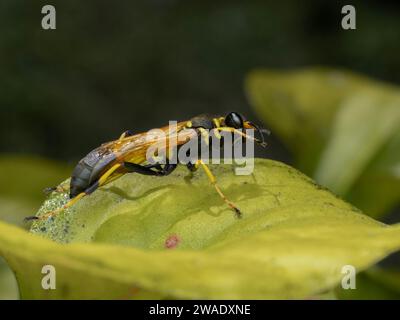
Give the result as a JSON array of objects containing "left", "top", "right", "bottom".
[
  {"left": 119, "top": 130, "right": 133, "bottom": 140},
  {"left": 35, "top": 192, "right": 87, "bottom": 221},
  {"left": 198, "top": 127, "right": 210, "bottom": 146},
  {"left": 97, "top": 164, "right": 122, "bottom": 185},
  {"left": 196, "top": 160, "right": 241, "bottom": 218},
  {"left": 97, "top": 172, "right": 124, "bottom": 186},
  {"left": 212, "top": 118, "right": 222, "bottom": 139},
  {"left": 35, "top": 163, "right": 122, "bottom": 221}
]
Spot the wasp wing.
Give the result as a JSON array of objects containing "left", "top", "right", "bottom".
[{"left": 97, "top": 121, "right": 196, "bottom": 165}]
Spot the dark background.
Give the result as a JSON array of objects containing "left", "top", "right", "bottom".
[
  {"left": 0, "top": 0, "right": 400, "bottom": 300},
  {"left": 0, "top": 0, "right": 399, "bottom": 165}
]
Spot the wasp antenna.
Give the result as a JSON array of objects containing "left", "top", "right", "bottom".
[
  {"left": 260, "top": 128, "right": 271, "bottom": 135},
  {"left": 248, "top": 122, "right": 270, "bottom": 146}
]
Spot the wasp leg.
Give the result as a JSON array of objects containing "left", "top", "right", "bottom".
[
  {"left": 119, "top": 130, "right": 134, "bottom": 140},
  {"left": 211, "top": 118, "right": 222, "bottom": 139},
  {"left": 43, "top": 184, "right": 69, "bottom": 195},
  {"left": 186, "top": 161, "right": 199, "bottom": 172},
  {"left": 198, "top": 127, "right": 210, "bottom": 146},
  {"left": 27, "top": 164, "right": 122, "bottom": 222},
  {"left": 192, "top": 160, "right": 241, "bottom": 218},
  {"left": 24, "top": 191, "right": 87, "bottom": 222},
  {"left": 158, "top": 163, "right": 177, "bottom": 176},
  {"left": 43, "top": 186, "right": 59, "bottom": 195},
  {"left": 145, "top": 163, "right": 163, "bottom": 171},
  {"left": 123, "top": 162, "right": 177, "bottom": 176}
]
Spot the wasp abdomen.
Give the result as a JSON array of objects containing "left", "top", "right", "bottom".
[{"left": 69, "top": 148, "right": 116, "bottom": 198}]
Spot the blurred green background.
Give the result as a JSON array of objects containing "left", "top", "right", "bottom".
[{"left": 0, "top": 0, "right": 399, "bottom": 299}]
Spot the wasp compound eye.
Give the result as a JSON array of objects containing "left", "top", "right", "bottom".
[{"left": 225, "top": 112, "right": 244, "bottom": 129}]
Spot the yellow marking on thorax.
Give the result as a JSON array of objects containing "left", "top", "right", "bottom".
[{"left": 212, "top": 118, "right": 222, "bottom": 139}]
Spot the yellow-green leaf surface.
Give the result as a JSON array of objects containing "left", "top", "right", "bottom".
[
  {"left": 1, "top": 159, "right": 400, "bottom": 299},
  {"left": 0, "top": 155, "right": 71, "bottom": 299},
  {"left": 246, "top": 68, "right": 400, "bottom": 218},
  {"left": 0, "top": 257, "right": 18, "bottom": 300}
]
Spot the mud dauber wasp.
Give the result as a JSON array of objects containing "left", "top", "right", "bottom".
[{"left": 26, "top": 112, "right": 268, "bottom": 221}]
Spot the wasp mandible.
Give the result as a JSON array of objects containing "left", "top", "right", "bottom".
[{"left": 26, "top": 112, "right": 268, "bottom": 221}]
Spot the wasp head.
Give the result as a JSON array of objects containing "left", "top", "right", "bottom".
[{"left": 224, "top": 112, "right": 270, "bottom": 147}]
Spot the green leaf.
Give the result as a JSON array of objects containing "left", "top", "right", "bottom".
[
  {"left": 336, "top": 267, "right": 400, "bottom": 300},
  {"left": 246, "top": 68, "right": 400, "bottom": 218},
  {"left": 0, "top": 257, "right": 19, "bottom": 300},
  {"left": 245, "top": 68, "right": 372, "bottom": 173},
  {"left": 0, "top": 155, "right": 71, "bottom": 299},
  {"left": 0, "top": 155, "right": 71, "bottom": 227},
  {"left": 1, "top": 159, "right": 400, "bottom": 299},
  {"left": 314, "top": 90, "right": 400, "bottom": 194}
]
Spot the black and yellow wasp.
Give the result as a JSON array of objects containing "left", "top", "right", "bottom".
[{"left": 26, "top": 112, "right": 267, "bottom": 221}]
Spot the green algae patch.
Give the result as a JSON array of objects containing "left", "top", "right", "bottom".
[{"left": 0, "top": 159, "right": 399, "bottom": 299}]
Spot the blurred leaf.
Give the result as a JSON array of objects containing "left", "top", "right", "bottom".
[
  {"left": 246, "top": 68, "right": 400, "bottom": 218},
  {"left": 0, "top": 155, "right": 71, "bottom": 226},
  {"left": 336, "top": 267, "right": 400, "bottom": 300},
  {"left": 0, "top": 155, "right": 70, "bottom": 299},
  {"left": 346, "top": 129, "right": 400, "bottom": 218},
  {"left": 245, "top": 68, "right": 372, "bottom": 173},
  {"left": 0, "top": 197, "right": 34, "bottom": 227},
  {"left": 0, "top": 258, "right": 19, "bottom": 300},
  {"left": 0, "top": 159, "right": 399, "bottom": 299},
  {"left": 314, "top": 90, "right": 400, "bottom": 194}
]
